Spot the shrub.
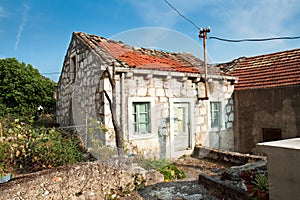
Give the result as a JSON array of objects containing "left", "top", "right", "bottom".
[
  {"left": 0, "top": 118, "right": 85, "bottom": 175},
  {"left": 158, "top": 163, "right": 186, "bottom": 181},
  {"left": 0, "top": 58, "right": 56, "bottom": 118},
  {"left": 141, "top": 159, "right": 186, "bottom": 181},
  {"left": 252, "top": 173, "right": 269, "bottom": 191}
]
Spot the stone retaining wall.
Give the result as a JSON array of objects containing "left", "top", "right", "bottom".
[
  {"left": 198, "top": 174, "right": 250, "bottom": 200},
  {"left": 1, "top": 159, "right": 143, "bottom": 200},
  {"left": 193, "top": 146, "right": 266, "bottom": 165}
]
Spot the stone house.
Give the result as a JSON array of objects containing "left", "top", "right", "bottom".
[
  {"left": 218, "top": 48, "right": 300, "bottom": 153},
  {"left": 56, "top": 32, "right": 236, "bottom": 159}
]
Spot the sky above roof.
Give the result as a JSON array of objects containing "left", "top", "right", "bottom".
[{"left": 1, "top": 0, "right": 300, "bottom": 81}]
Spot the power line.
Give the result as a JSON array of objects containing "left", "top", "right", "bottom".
[
  {"left": 209, "top": 36, "right": 300, "bottom": 42},
  {"left": 163, "top": 0, "right": 300, "bottom": 43},
  {"left": 163, "top": 0, "right": 201, "bottom": 30}
]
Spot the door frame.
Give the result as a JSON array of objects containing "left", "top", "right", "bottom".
[{"left": 169, "top": 98, "right": 195, "bottom": 158}]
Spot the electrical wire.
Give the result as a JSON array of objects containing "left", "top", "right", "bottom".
[
  {"left": 163, "top": 0, "right": 201, "bottom": 30},
  {"left": 209, "top": 36, "right": 300, "bottom": 42},
  {"left": 163, "top": 0, "right": 300, "bottom": 43}
]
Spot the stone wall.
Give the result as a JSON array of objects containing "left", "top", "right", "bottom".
[
  {"left": 1, "top": 160, "right": 143, "bottom": 200},
  {"left": 199, "top": 79, "right": 235, "bottom": 151},
  {"left": 193, "top": 146, "right": 265, "bottom": 165},
  {"left": 121, "top": 72, "right": 200, "bottom": 158},
  {"left": 57, "top": 35, "right": 236, "bottom": 159},
  {"left": 57, "top": 35, "right": 112, "bottom": 150},
  {"left": 198, "top": 174, "right": 250, "bottom": 200}
]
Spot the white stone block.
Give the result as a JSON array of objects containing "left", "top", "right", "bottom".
[
  {"left": 165, "top": 89, "right": 174, "bottom": 97},
  {"left": 163, "top": 108, "right": 169, "bottom": 118},
  {"left": 200, "top": 106, "right": 207, "bottom": 115},
  {"left": 156, "top": 88, "right": 165, "bottom": 97},
  {"left": 153, "top": 79, "right": 163, "bottom": 88},
  {"left": 226, "top": 122, "right": 232, "bottom": 128},
  {"left": 201, "top": 125, "right": 207, "bottom": 132},
  {"left": 147, "top": 88, "right": 156, "bottom": 96},
  {"left": 137, "top": 87, "right": 147, "bottom": 96},
  {"left": 199, "top": 117, "right": 205, "bottom": 124},
  {"left": 173, "top": 88, "right": 180, "bottom": 97},
  {"left": 195, "top": 125, "right": 201, "bottom": 133},
  {"left": 159, "top": 97, "right": 168, "bottom": 103},
  {"left": 225, "top": 92, "right": 233, "bottom": 99}
]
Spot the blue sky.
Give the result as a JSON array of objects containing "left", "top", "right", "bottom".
[{"left": 1, "top": 0, "right": 300, "bottom": 82}]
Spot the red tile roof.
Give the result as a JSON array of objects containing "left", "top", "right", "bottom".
[
  {"left": 74, "top": 32, "right": 220, "bottom": 75},
  {"left": 218, "top": 49, "right": 300, "bottom": 90}
]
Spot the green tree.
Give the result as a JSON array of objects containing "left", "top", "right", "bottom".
[{"left": 0, "top": 58, "right": 56, "bottom": 118}]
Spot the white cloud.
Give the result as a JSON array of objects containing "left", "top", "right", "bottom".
[
  {"left": 216, "top": 0, "right": 300, "bottom": 38},
  {"left": 15, "top": 3, "right": 30, "bottom": 51},
  {"left": 0, "top": 6, "right": 5, "bottom": 17},
  {"left": 127, "top": 0, "right": 300, "bottom": 61},
  {"left": 128, "top": 0, "right": 176, "bottom": 27},
  {"left": 130, "top": 0, "right": 300, "bottom": 37},
  {"left": 128, "top": 0, "right": 214, "bottom": 27}
]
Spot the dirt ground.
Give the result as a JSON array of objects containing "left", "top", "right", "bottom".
[
  {"left": 174, "top": 156, "right": 233, "bottom": 181},
  {"left": 1, "top": 156, "right": 233, "bottom": 200}
]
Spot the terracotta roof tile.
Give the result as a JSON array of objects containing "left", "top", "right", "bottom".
[
  {"left": 218, "top": 49, "right": 300, "bottom": 90},
  {"left": 73, "top": 32, "right": 219, "bottom": 75}
]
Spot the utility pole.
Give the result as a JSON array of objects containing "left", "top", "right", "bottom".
[{"left": 198, "top": 27, "right": 210, "bottom": 100}]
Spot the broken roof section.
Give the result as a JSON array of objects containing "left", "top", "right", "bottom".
[
  {"left": 73, "top": 32, "right": 220, "bottom": 75},
  {"left": 218, "top": 48, "right": 300, "bottom": 90}
]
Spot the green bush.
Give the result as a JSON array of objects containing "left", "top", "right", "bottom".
[
  {"left": 141, "top": 159, "right": 186, "bottom": 181},
  {"left": 0, "top": 118, "right": 85, "bottom": 175},
  {"left": 0, "top": 58, "right": 56, "bottom": 118},
  {"left": 141, "top": 159, "right": 171, "bottom": 170},
  {"left": 158, "top": 163, "right": 186, "bottom": 181}
]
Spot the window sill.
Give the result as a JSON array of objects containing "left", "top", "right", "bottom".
[
  {"left": 129, "top": 133, "right": 156, "bottom": 140},
  {"left": 209, "top": 128, "right": 225, "bottom": 132}
]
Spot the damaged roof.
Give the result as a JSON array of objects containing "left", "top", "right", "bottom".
[
  {"left": 73, "top": 32, "right": 220, "bottom": 75},
  {"left": 218, "top": 48, "right": 300, "bottom": 90}
]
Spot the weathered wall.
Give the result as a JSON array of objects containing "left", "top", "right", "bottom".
[
  {"left": 122, "top": 73, "right": 198, "bottom": 158},
  {"left": 193, "top": 146, "right": 265, "bottom": 165},
  {"left": 199, "top": 79, "right": 235, "bottom": 151},
  {"left": 234, "top": 86, "right": 300, "bottom": 153},
  {"left": 57, "top": 37, "right": 101, "bottom": 127},
  {"left": 1, "top": 160, "right": 143, "bottom": 200},
  {"left": 57, "top": 35, "right": 235, "bottom": 159}
]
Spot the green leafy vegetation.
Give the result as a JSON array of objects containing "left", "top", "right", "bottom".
[
  {"left": 141, "top": 159, "right": 186, "bottom": 181},
  {"left": 0, "top": 118, "right": 85, "bottom": 175},
  {"left": 252, "top": 173, "right": 269, "bottom": 191},
  {"left": 0, "top": 58, "right": 56, "bottom": 118},
  {"left": 158, "top": 163, "right": 186, "bottom": 181}
]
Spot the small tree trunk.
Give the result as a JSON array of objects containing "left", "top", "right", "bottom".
[
  {"left": 103, "top": 90, "right": 124, "bottom": 157},
  {"left": 102, "top": 65, "right": 125, "bottom": 157}
]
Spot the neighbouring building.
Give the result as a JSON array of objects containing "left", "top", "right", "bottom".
[
  {"left": 56, "top": 32, "right": 236, "bottom": 159},
  {"left": 218, "top": 48, "right": 300, "bottom": 153}
]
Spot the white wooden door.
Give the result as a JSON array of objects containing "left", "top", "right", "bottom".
[{"left": 173, "top": 103, "right": 190, "bottom": 151}]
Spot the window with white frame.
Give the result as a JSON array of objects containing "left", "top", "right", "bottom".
[
  {"left": 210, "top": 102, "right": 221, "bottom": 128},
  {"left": 132, "top": 102, "right": 151, "bottom": 134}
]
